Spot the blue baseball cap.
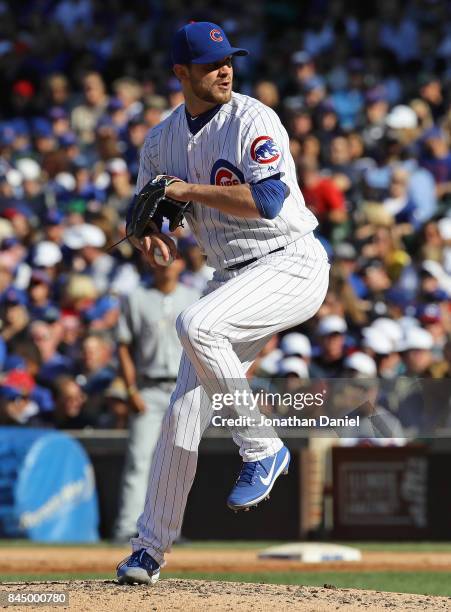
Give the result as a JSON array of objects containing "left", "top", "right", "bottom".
[
  {"left": 107, "top": 97, "right": 124, "bottom": 112},
  {"left": 44, "top": 208, "right": 64, "bottom": 225},
  {"left": 11, "top": 118, "right": 29, "bottom": 137},
  {"left": 59, "top": 131, "right": 77, "bottom": 147},
  {"left": 32, "top": 118, "right": 53, "bottom": 139},
  {"left": 0, "top": 123, "right": 15, "bottom": 146},
  {"left": 48, "top": 106, "right": 68, "bottom": 121},
  {"left": 3, "top": 287, "right": 27, "bottom": 306},
  {"left": 172, "top": 22, "right": 248, "bottom": 65}
]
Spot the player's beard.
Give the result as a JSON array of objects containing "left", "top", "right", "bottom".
[{"left": 190, "top": 77, "right": 232, "bottom": 105}]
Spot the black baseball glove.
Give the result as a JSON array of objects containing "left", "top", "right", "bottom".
[{"left": 126, "top": 175, "right": 191, "bottom": 240}]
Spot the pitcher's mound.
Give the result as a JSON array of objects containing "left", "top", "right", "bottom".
[{"left": 1, "top": 579, "right": 449, "bottom": 612}]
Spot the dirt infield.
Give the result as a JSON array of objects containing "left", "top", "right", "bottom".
[
  {"left": 3, "top": 546, "right": 451, "bottom": 611},
  {"left": 2, "top": 545, "right": 451, "bottom": 574},
  {"left": 1, "top": 579, "right": 451, "bottom": 612}
]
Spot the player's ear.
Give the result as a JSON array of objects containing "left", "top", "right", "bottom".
[{"left": 173, "top": 64, "right": 188, "bottom": 83}]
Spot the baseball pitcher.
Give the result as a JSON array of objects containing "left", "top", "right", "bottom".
[{"left": 117, "top": 21, "right": 330, "bottom": 585}]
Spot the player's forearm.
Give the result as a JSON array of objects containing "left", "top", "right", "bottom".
[
  {"left": 118, "top": 343, "right": 137, "bottom": 390},
  {"left": 170, "top": 182, "right": 261, "bottom": 218}
]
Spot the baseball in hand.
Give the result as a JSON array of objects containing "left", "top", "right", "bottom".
[{"left": 153, "top": 246, "right": 174, "bottom": 266}]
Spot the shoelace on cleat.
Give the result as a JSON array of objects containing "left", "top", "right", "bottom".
[
  {"left": 118, "top": 549, "right": 155, "bottom": 571},
  {"left": 235, "top": 461, "right": 259, "bottom": 486}
]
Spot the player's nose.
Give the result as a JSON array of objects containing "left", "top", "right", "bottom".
[{"left": 218, "top": 61, "right": 232, "bottom": 77}]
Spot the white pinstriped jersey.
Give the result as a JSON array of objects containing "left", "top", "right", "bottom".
[{"left": 136, "top": 92, "right": 318, "bottom": 270}]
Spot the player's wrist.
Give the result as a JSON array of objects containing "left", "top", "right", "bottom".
[
  {"left": 166, "top": 181, "right": 192, "bottom": 202},
  {"left": 127, "top": 384, "right": 138, "bottom": 397}
]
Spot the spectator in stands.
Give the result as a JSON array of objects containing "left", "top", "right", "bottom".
[
  {"left": 31, "top": 319, "right": 74, "bottom": 386},
  {"left": 313, "top": 315, "right": 348, "bottom": 377},
  {"left": 45, "top": 74, "right": 71, "bottom": 110},
  {"left": 71, "top": 72, "right": 109, "bottom": 145},
  {"left": 382, "top": 167, "right": 418, "bottom": 226},
  {"left": 0, "top": 369, "right": 44, "bottom": 427},
  {"left": 112, "top": 77, "right": 143, "bottom": 120},
  {"left": 179, "top": 236, "right": 214, "bottom": 293},
  {"left": 420, "top": 128, "right": 451, "bottom": 200},
  {"left": 361, "top": 327, "right": 402, "bottom": 379},
  {"left": 430, "top": 339, "right": 451, "bottom": 379},
  {"left": 58, "top": 313, "right": 84, "bottom": 362},
  {"left": 418, "top": 74, "right": 446, "bottom": 122},
  {"left": 361, "top": 87, "right": 389, "bottom": 152},
  {"left": 289, "top": 51, "right": 316, "bottom": 93},
  {"left": 62, "top": 224, "right": 114, "bottom": 294},
  {"left": 27, "top": 270, "right": 55, "bottom": 321},
  {"left": 1, "top": 288, "right": 30, "bottom": 352},
  {"left": 277, "top": 356, "right": 310, "bottom": 395},
  {"left": 31, "top": 241, "right": 63, "bottom": 282},
  {"left": 143, "top": 95, "right": 168, "bottom": 129},
  {"left": 41, "top": 210, "right": 65, "bottom": 246},
  {"left": 298, "top": 156, "right": 348, "bottom": 241},
  {"left": 76, "top": 332, "right": 115, "bottom": 420},
  {"left": 400, "top": 328, "right": 435, "bottom": 376},
  {"left": 53, "top": 375, "right": 91, "bottom": 429},
  {"left": 9, "top": 341, "right": 55, "bottom": 416},
  {"left": 337, "top": 352, "right": 405, "bottom": 443},
  {"left": 359, "top": 259, "right": 392, "bottom": 304},
  {"left": 100, "top": 377, "right": 129, "bottom": 429},
  {"left": 105, "top": 158, "right": 133, "bottom": 216}
]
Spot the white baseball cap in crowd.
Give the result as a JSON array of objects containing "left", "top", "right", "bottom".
[
  {"left": 385, "top": 105, "right": 418, "bottom": 130},
  {"left": 398, "top": 327, "right": 434, "bottom": 352},
  {"left": 362, "top": 327, "right": 392, "bottom": 355},
  {"left": 397, "top": 316, "right": 421, "bottom": 336},
  {"left": 278, "top": 357, "right": 309, "bottom": 379},
  {"left": 55, "top": 172, "right": 76, "bottom": 191},
  {"left": 370, "top": 318, "right": 403, "bottom": 349},
  {"left": 106, "top": 158, "right": 128, "bottom": 174},
  {"left": 317, "top": 315, "right": 347, "bottom": 336},
  {"left": 438, "top": 217, "right": 451, "bottom": 241},
  {"left": 6, "top": 169, "right": 23, "bottom": 187},
  {"left": 344, "top": 352, "right": 377, "bottom": 377},
  {"left": 32, "top": 240, "right": 62, "bottom": 267},
  {"left": 63, "top": 223, "right": 106, "bottom": 250},
  {"left": 16, "top": 158, "right": 41, "bottom": 181},
  {"left": 258, "top": 349, "right": 283, "bottom": 376},
  {"left": 280, "top": 332, "right": 312, "bottom": 358}
]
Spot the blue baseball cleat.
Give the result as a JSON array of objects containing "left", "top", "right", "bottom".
[
  {"left": 116, "top": 549, "right": 160, "bottom": 585},
  {"left": 227, "top": 445, "right": 290, "bottom": 511}
]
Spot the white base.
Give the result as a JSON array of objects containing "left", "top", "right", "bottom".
[{"left": 258, "top": 542, "right": 362, "bottom": 563}]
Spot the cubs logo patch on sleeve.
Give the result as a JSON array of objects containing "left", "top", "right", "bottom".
[
  {"left": 250, "top": 136, "right": 281, "bottom": 164},
  {"left": 210, "top": 159, "right": 245, "bottom": 185}
]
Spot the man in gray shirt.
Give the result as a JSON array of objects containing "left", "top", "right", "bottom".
[{"left": 114, "top": 256, "right": 200, "bottom": 541}]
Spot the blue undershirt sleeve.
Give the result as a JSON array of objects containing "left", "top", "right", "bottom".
[{"left": 249, "top": 174, "right": 289, "bottom": 220}]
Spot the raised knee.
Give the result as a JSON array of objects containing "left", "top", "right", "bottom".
[{"left": 176, "top": 307, "right": 204, "bottom": 345}]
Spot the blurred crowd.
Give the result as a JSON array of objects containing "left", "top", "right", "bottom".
[{"left": 0, "top": 0, "right": 450, "bottom": 434}]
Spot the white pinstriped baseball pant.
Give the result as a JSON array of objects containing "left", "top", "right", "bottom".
[{"left": 131, "top": 232, "right": 330, "bottom": 564}]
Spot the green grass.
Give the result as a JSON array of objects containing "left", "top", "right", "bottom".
[
  {"left": 175, "top": 540, "right": 451, "bottom": 553},
  {"left": 3, "top": 539, "right": 451, "bottom": 552},
  {"left": 344, "top": 541, "right": 451, "bottom": 552},
  {"left": 0, "top": 539, "right": 284, "bottom": 550},
  {"left": 2, "top": 571, "right": 451, "bottom": 597},
  {"left": 0, "top": 540, "right": 120, "bottom": 548}
]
